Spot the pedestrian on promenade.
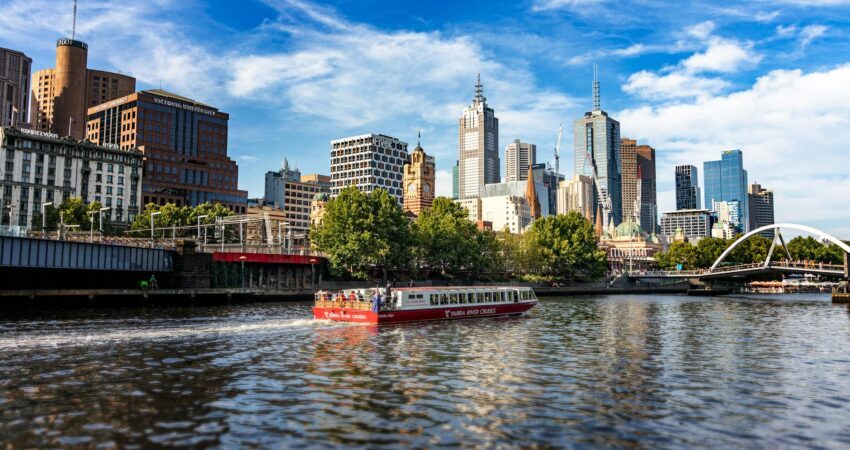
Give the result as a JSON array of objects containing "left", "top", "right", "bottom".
[{"left": 149, "top": 274, "right": 158, "bottom": 289}]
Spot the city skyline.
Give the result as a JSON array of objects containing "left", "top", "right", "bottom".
[{"left": 2, "top": 0, "right": 850, "bottom": 236}]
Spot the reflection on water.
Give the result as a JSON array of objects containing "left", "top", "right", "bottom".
[{"left": 1, "top": 294, "right": 850, "bottom": 448}]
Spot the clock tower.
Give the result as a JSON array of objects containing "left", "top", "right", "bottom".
[{"left": 403, "top": 131, "right": 436, "bottom": 216}]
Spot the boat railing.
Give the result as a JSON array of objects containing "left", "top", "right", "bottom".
[{"left": 315, "top": 299, "right": 374, "bottom": 310}]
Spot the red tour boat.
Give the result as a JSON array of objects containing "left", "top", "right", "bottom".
[{"left": 313, "top": 286, "right": 538, "bottom": 324}]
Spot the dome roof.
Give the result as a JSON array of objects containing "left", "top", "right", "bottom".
[
  {"left": 614, "top": 220, "right": 644, "bottom": 237},
  {"left": 313, "top": 192, "right": 330, "bottom": 202}
]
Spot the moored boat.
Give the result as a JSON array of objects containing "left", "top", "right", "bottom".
[{"left": 313, "top": 286, "right": 538, "bottom": 324}]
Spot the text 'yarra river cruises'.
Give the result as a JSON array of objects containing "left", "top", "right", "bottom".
[{"left": 313, "top": 286, "right": 538, "bottom": 324}]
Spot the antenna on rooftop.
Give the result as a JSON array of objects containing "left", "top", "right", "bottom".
[
  {"left": 72, "top": 0, "right": 78, "bottom": 40},
  {"left": 592, "top": 63, "right": 601, "bottom": 112}
]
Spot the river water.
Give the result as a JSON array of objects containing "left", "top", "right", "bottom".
[{"left": 1, "top": 294, "right": 849, "bottom": 448}]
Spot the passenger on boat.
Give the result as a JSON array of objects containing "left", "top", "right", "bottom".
[
  {"left": 372, "top": 289, "right": 382, "bottom": 312},
  {"left": 349, "top": 291, "right": 357, "bottom": 303}
]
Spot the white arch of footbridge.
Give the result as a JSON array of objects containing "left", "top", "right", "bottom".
[{"left": 709, "top": 223, "right": 850, "bottom": 273}]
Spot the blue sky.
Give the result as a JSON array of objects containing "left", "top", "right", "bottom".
[{"left": 3, "top": 0, "right": 850, "bottom": 237}]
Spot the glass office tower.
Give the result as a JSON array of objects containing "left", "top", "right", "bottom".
[{"left": 703, "top": 150, "right": 749, "bottom": 233}]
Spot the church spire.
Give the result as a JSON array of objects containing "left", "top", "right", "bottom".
[{"left": 525, "top": 165, "right": 541, "bottom": 220}]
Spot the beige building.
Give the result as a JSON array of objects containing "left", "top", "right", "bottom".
[
  {"left": 403, "top": 138, "right": 435, "bottom": 216},
  {"left": 310, "top": 192, "right": 330, "bottom": 229},
  {"left": 31, "top": 39, "right": 135, "bottom": 139},
  {"left": 0, "top": 47, "right": 32, "bottom": 128},
  {"left": 504, "top": 139, "right": 535, "bottom": 182},
  {"left": 458, "top": 75, "right": 499, "bottom": 198},
  {"left": 330, "top": 133, "right": 407, "bottom": 203},
  {"left": 557, "top": 174, "right": 593, "bottom": 219}
]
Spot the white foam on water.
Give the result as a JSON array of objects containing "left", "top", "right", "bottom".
[{"left": 0, "top": 317, "right": 343, "bottom": 351}]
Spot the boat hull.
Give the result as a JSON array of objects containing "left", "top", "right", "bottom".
[{"left": 313, "top": 301, "right": 537, "bottom": 324}]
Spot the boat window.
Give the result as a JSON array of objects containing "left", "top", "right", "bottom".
[
  {"left": 513, "top": 291, "right": 519, "bottom": 302},
  {"left": 476, "top": 292, "right": 483, "bottom": 303},
  {"left": 430, "top": 294, "right": 438, "bottom": 305},
  {"left": 459, "top": 293, "right": 467, "bottom": 304},
  {"left": 440, "top": 294, "right": 448, "bottom": 305},
  {"left": 450, "top": 293, "right": 459, "bottom": 304},
  {"left": 499, "top": 291, "right": 505, "bottom": 303},
  {"left": 484, "top": 292, "right": 492, "bottom": 303},
  {"left": 522, "top": 290, "right": 529, "bottom": 300}
]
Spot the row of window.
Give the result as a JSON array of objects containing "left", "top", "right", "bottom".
[{"left": 426, "top": 290, "right": 532, "bottom": 306}]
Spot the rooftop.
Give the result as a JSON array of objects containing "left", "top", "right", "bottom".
[{"left": 142, "top": 89, "right": 213, "bottom": 108}]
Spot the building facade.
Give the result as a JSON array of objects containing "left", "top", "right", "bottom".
[
  {"left": 704, "top": 150, "right": 748, "bottom": 232},
  {"left": 85, "top": 89, "right": 247, "bottom": 213},
  {"left": 1, "top": 126, "right": 143, "bottom": 227},
  {"left": 531, "top": 163, "right": 564, "bottom": 218},
  {"left": 0, "top": 47, "right": 32, "bottom": 129},
  {"left": 713, "top": 200, "right": 745, "bottom": 234},
  {"left": 261, "top": 160, "right": 330, "bottom": 234},
  {"left": 458, "top": 75, "right": 499, "bottom": 198},
  {"left": 310, "top": 192, "right": 330, "bottom": 229},
  {"left": 504, "top": 139, "right": 535, "bottom": 182},
  {"left": 620, "top": 138, "right": 657, "bottom": 233},
  {"left": 451, "top": 161, "right": 459, "bottom": 200},
  {"left": 556, "top": 174, "right": 594, "bottom": 220},
  {"left": 402, "top": 140, "right": 436, "bottom": 216},
  {"left": 675, "top": 165, "right": 701, "bottom": 210},
  {"left": 330, "top": 133, "right": 408, "bottom": 203},
  {"left": 480, "top": 195, "right": 530, "bottom": 234},
  {"left": 32, "top": 39, "right": 135, "bottom": 139},
  {"left": 574, "top": 105, "right": 621, "bottom": 226},
  {"left": 748, "top": 183, "right": 775, "bottom": 238},
  {"left": 660, "top": 209, "right": 713, "bottom": 243}
]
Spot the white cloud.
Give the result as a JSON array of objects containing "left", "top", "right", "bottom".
[
  {"left": 622, "top": 71, "right": 729, "bottom": 100},
  {"left": 799, "top": 24, "right": 828, "bottom": 49},
  {"left": 531, "top": 0, "right": 606, "bottom": 12},
  {"left": 435, "top": 169, "right": 453, "bottom": 198},
  {"left": 686, "top": 21, "right": 716, "bottom": 40},
  {"left": 682, "top": 37, "right": 761, "bottom": 73},
  {"left": 618, "top": 64, "right": 850, "bottom": 236},
  {"left": 755, "top": 11, "right": 781, "bottom": 22}
]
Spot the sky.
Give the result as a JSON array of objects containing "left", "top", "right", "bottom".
[{"left": 3, "top": 0, "right": 850, "bottom": 238}]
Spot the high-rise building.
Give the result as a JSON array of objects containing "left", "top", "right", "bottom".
[
  {"left": 32, "top": 39, "right": 135, "bottom": 139},
  {"left": 261, "top": 159, "right": 329, "bottom": 235},
  {"left": 748, "top": 183, "right": 775, "bottom": 238},
  {"left": 330, "top": 133, "right": 408, "bottom": 203},
  {"left": 0, "top": 47, "right": 32, "bottom": 129},
  {"left": 85, "top": 89, "right": 247, "bottom": 213},
  {"left": 556, "top": 174, "right": 593, "bottom": 220},
  {"left": 713, "top": 199, "right": 745, "bottom": 234},
  {"left": 451, "top": 161, "right": 459, "bottom": 200},
  {"left": 620, "top": 138, "right": 657, "bottom": 233},
  {"left": 458, "top": 75, "right": 499, "bottom": 198},
  {"left": 675, "top": 165, "right": 701, "bottom": 210},
  {"left": 531, "top": 163, "right": 564, "bottom": 217},
  {"left": 301, "top": 173, "right": 331, "bottom": 191},
  {"left": 403, "top": 137, "right": 436, "bottom": 216},
  {"left": 505, "top": 140, "right": 535, "bottom": 182},
  {"left": 574, "top": 66, "right": 621, "bottom": 227},
  {"left": 704, "top": 150, "right": 748, "bottom": 232},
  {"left": 660, "top": 209, "right": 713, "bottom": 243},
  {"left": 0, "top": 127, "right": 143, "bottom": 227}
]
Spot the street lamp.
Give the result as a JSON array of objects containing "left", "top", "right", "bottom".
[
  {"left": 278, "top": 222, "right": 284, "bottom": 250},
  {"left": 99, "top": 207, "right": 110, "bottom": 233},
  {"left": 150, "top": 211, "right": 162, "bottom": 243},
  {"left": 239, "top": 255, "right": 247, "bottom": 289},
  {"left": 3, "top": 204, "right": 15, "bottom": 228},
  {"left": 196, "top": 215, "right": 208, "bottom": 241},
  {"left": 41, "top": 202, "right": 53, "bottom": 234},
  {"left": 87, "top": 210, "right": 97, "bottom": 242}
]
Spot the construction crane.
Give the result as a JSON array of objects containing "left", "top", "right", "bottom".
[
  {"left": 583, "top": 146, "right": 613, "bottom": 232},
  {"left": 554, "top": 124, "right": 562, "bottom": 175}
]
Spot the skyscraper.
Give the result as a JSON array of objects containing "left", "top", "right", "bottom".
[
  {"left": 704, "top": 150, "right": 749, "bottom": 233},
  {"left": 0, "top": 47, "right": 32, "bottom": 128},
  {"left": 458, "top": 74, "right": 499, "bottom": 198},
  {"left": 452, "top": 161, "right": 459, "bottom": 200},
  {"left": 574, "top": 65, "right": 621, "bottom": 227},
  {"left": 504, "top": 140, "right": 536, "bottom": 182},
  {"left": 748, "top": 183, "right": 775, "bottom": 238},
  {"left": 675, "top": 165, "right": 701, "bottom": 210},
  {"left": 32, "top": 39, "right": 135, "bottom": 139},
  {"left": 86, "top": 89, "right": 247, "bottom": 213},
  {"left": 620, "top": 138, "right": 657, "bottom": 233}
]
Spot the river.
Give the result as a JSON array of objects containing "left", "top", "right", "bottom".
[{"left": 1, "top": 294, "right": 849, "bottom": 448}]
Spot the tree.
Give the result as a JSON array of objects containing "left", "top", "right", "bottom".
[
  {"left": 411, "top": 197, "right": 480, "bottom": 275},
  {"left": 44, "top": 198, "right": 104, "bottom": 230},
  {"left": 694, "top": 237, "right": 729, "bottom": 269},
  {"left": 526, "top": 212, "right": 607, "bottom": 281},
  {"left": 131, "top": 202, "right": 233, "bottom": 238},
  {"left": 787, "top": 236, "right": 845, "bottom": 264},
  {"left": 310, "top": 187, "right": 410, "bottom": 279},
  {"left": 655, "top": 241, "right": 698, "bottom": 270}
]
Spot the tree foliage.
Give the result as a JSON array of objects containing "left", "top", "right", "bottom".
[
  {"left": 786, "top": 236, "right": 847, "bottom": 264},
  {"left": 525, "top": 212, "right": 607, "bottom": 281},
  {"left": 411, "top": 197, "right": 495, "bottom": 276},
  {"left": 130, "top": 202, "right": 233, "bottom": 237},
  {"left": 44, "top": 197, "right": 104, "bottom": 229},
  {"left": 310, "top": 187, "right": 411, "bottom": 279}
]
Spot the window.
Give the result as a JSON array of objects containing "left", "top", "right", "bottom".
[
  {"left": 107, "top": 175, "right": 113, "bottom": 183},
  {"left": 439, "top": 294, "right": 448, "bottom": 305},
  {"left": 97, "top": 162, "right": 102, "bottom": 171},
  {"left": 106, "top": 186, "right": 112, "bottom": 195},
  {"left": 96, "top": 174, "right": 102, "bottom": 182}
]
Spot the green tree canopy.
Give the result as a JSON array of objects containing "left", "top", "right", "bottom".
[
  {"left": 310, "top": 187, "right": 411, "bottom": 279},
  {"left": 525, "top": 212, "right": 607, "bottom": 281},
  {"left": 411, "top": 197, "right": 482, "bottom": 275},
  {"left": 130, "top": 202, "right": 234, "bottom": 237},
  {"left": 44, "top": 197, "right": 104, "bottom": 229}
]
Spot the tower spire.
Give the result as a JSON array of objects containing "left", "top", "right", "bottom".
[
  {"left": 417, "top": 127, "right": 421, "bottom": 147},
  {"left": 592, "top": 63, "right": 600, "bottom": 112},
  {"left": 72, "top": 0, "right": 78, "bottom": 40},
  {"left": 474, "top": 73, "right": 486, "bottom": 104}
]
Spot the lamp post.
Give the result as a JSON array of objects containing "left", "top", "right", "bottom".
[
  {"left": 99, "top": 207, "right": 110, "bottom": 234},
  {"left": 150, "top": 211, "right": 162, "bottom": 243},
  {"left": 87, "top": 210, "right": 97, "bottom": 242},
  {"left": 196, "top": 215, "right": 208, "bottom": 242},
  {"left": 4, "top": 204, "right": 15, "bottom": 229},
  {"left": 239, "top": 255, "right": 247, "bottom": 289},
  {"left": 41, "top": 202, "right": 53, "bottom": 234}
]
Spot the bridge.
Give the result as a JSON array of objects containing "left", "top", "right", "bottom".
[{"left": 629, "top": 224, "right": 850, "bottom": 281}]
